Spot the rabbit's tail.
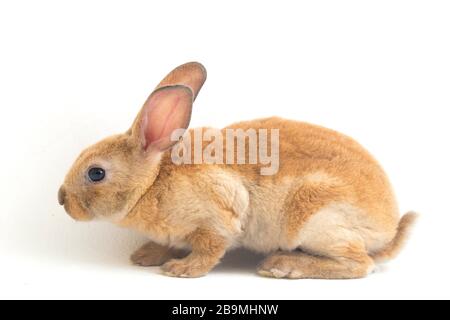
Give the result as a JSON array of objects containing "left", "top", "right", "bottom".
[{"left": 370, "top": 212, "right": 418, "bottom": 263}]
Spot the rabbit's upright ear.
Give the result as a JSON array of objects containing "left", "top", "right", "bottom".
[
  {"left": 128, "top": 62, "right": 206, "bottom": 135},
  {"left": 131, "top": 85, "right": 194, "bottom": 152},
  {"left": 155, "top": 62, "right": 207, "bottom": 100}
]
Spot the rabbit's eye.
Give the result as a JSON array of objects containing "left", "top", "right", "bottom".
[{"left": 88, "top": 167, "right": 106, "bottom": 182}]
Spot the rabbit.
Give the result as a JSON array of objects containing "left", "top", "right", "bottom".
[{"left": 58, "top": 62, "right": 417, "bottom": 279}]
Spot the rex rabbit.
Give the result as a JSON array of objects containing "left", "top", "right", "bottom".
[{"left": 58, "top": 62, "right": 416, "bottom": 278}]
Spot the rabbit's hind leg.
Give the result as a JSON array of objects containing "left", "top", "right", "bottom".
[
  {"left": 258, "top": 203, "right": 375, "bottom": 279},
  {"left": 257, "top": 247, "right": 374, "bottom": 279}
]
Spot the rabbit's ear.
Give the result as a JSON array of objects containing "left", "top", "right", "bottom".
[
  {"left": 156, "top": 62, "right": 207, "bottom": 100},
  {"left": 127, "top": 62, "right": 206, "bottom": 135},
  {"left": 132, "top": 85, "right": 193, "bottom": 152}
]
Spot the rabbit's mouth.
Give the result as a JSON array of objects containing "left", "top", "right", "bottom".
[{"left": 58, "top": 185, "right": 94, "bottom": 221}]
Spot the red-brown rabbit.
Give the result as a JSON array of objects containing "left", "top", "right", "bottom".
[{"left": 59, "top": 62, "right": 416, "bottom": 278}]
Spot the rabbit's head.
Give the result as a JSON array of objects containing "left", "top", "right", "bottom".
[{"left": 58, "top": 62, "right": 206, "bottom": 221}]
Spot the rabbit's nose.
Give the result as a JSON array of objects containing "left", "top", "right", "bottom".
[{"left": 58, "top": 186, "right": 66, "bottom": 206}]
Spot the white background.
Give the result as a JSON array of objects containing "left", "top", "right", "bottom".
[{"left": 0, "top": 0, "right": 449, "bottom": 300}]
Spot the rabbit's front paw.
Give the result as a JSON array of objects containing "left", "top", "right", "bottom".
[
  {"left": 257, "top": 253, "right": 305, "bottom": 279},
  {"left": 160, "top": 228, "right": 227, "bottom": 278},
  {"left": 161, "top": 257, "right": 211, "bottom": 278},
  {"left": 131, "top": 248, "right": 167, "bottom": 267},
  {"left": 131, "top": 241, "right": 182, "bottom": 267}
]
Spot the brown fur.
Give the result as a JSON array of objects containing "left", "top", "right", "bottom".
[{"left": 59, "top": 62, "right": 417, "bottom": 279}]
